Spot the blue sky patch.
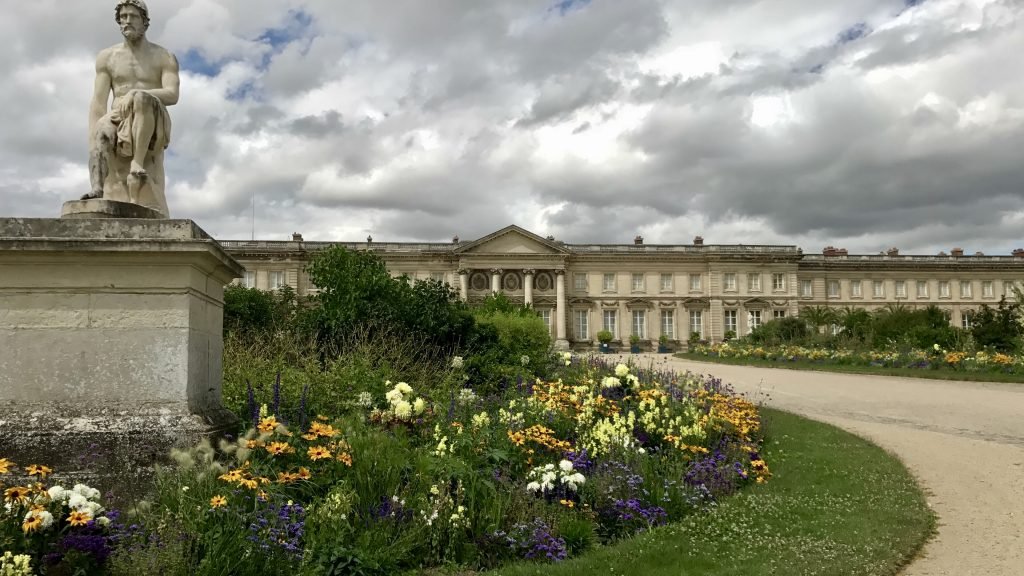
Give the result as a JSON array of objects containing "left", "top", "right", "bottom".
[
  {"left": 179, "top": 48, "right": 223, "bottom": 77},
  {"left": 551, "top": 0, "right": 592, "bottom": 17},
  {"left": 837, "top": 22, "right": 871, "bottom": 45}
]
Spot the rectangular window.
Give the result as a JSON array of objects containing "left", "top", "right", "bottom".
[
  {"left": 939, "top": 281, "right": 950, "bottom": 298},
  {"left": 873, "top": 280, "right": 885, "bottom": 298},
  {"left": 773, "top": 310, "right": 787, "bottom": 320},
  {"left": 828, "top": 280, "right": 840, "bottom": 298},
  {"left": 724, "top": 310, "right": 738, "bottom": 334},
  {"left": 896, "top": 281, "right": 907, "bottom": 298},
  {"left": 660, "top": 273, "right": 673, "bottom": 292},
  {"left": 603, "top": 273, "right": 616, "bottom": 292},
  {"left": 748, "top": 274, "right": 762, "bottom": 292},
  {"left": 772, "top": 273, "right": 785, "bottom": 291},
  {"left": 983, "top": 281, "right": 994, "bottom": 298},
  {"left": 631, "top": 310, "right": 647, "bottom": 339},
  {"left": 430, "top": 272, "right": 446, "bottom": 284},
  {"left": 961, "top": 312, "right": 974, "bottom": 330},
  {"left": 961, "top": 281, "right": 973, "bottom": 298},
  {"left": 661, "top": 310, "right": 675, "bottom": 339},
  {"left": 243, "top": 270, "right": 256, "bottom": 289},
  {"left": 724, "top": 273, "right": 737, "bottom": 291},
  {"left": 689, "top": 310, "right": 703, "bottom": 337},
  {"left": 602, "top": 310, "right": 617, "bottom": 337},
  {"left": 1005, "top": 281, "right": 1017, "bottom": 297},
  {"left": 800, "top": 280, "right": 813, "bottom": 297},
  {"left": 851, "top": 280, "right": 862, "bottom": 297},
  {"left": 269, "top": 271, "right": 285, "bottom": 290},
  {"left": 748, "top": 310, "right": 763, "bottom": 331},
  {"left": 689, "top": 274, "right": 702, "bottom": 292},
  {"left": 573, "top": 310, "right": 589, "bottom": 340},
  {"left": 916, "top": 280, "right": 928, "bottom": 298},
  {"left": 632, "top": 273, "right": 646, "bottom": 292},
  {"left": 540, "top": 309, "right": 552, "bottom": 333},
  {"left": 574, "top": 273, "right": 588, "bottom": 292}
]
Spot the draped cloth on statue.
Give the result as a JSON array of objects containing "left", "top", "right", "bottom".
[
  {"left": 112, "top": 92, "right": 172, "bottom": 159},
  {"left": 97, "top": 91, "right": 172, "bottom": 217}
]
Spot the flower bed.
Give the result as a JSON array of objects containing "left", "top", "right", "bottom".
[
  {"left": 692, "top": 343, "right": 1024, "bottom": 374},
  {"left": 1, "top": 358, "right": 769, "bottom": 575}
]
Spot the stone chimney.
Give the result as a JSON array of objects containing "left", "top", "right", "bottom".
[
  {"left": 823, "top": 246, "right": 837, "bottom": 257},
  {"left": 951, "top": 248, "right": 964, "bottom": 257},
  {"left": 634, "top": 235, "right": 644, "bottom": 245},
  {"left": 1013, "top": 249, "right": 1024, "bottom": 258},
  {"left": 546, "top": 235, "right": 555, "bottom": 241},
  {"left": 693, "top": 236, "right": 704, "bottom": 246},
  {"left": 292, "top": 233, "right": 303, "bottom": 242},
  {"left": 452, "top": 235, "right": 460, "bottom": 243},
  {"left": 366, "top": 235, "right": 373, "bottom": 244},
  {"left": 886, "top": 247, "right": 899, "bottom": 256}
]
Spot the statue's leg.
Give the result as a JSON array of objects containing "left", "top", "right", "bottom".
[
  {"left": 84, "top": 119, "right": 117, "bottom": 200},
  {"left": 129, "top": 91, "right": 156, "bottom": 177}
]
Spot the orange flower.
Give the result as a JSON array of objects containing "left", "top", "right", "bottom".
[
  {"left": 277, "top": 471, "right": 299, "bottom": 484},
  {"left": 239, "top": 478, "right": 259, "bottom": 490},
  {"left": 307, "top": 446, "right": 332, "bottom": 461},
  {"left": 309, "top": 422, "right": 339, "bottom": 438},
  {"left": 4, "top": 486, "right": 31, "bottom": 504},
  {"left": 257, "top": 416, "right": 279, "bottom": 434},
  {"left": 0, "top": 457, "right": 14, "bottom": 474},
  {"left": 337, "top": 452, "right": 353, "bottom": 467},
  {"left": 25, "top": 464, "right": 53, "bottom": 478},
  {"left": 210, "top": 495, "right": 228, "bottom": 509},
  {"left": 296, "top": 467, "right": 312, "bottom": 480},
  {"left": 246, "top": 439, "right": 264, "bottom": 449},
  {"left": 67, "top": 510, "right": 92, "bottom": 526},
  {"left": 265, "top": 442, "right": 294, "bottom": 456}
]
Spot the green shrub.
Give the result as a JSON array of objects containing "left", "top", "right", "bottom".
[
  {"left": 748, "top": 316, "right": 809, "bottom": 345},
  {"left": 972, "top": 298, "right": 1023, "bottom": 353},
  {"left": 224, "top": 284, "right": 300, "bottom": 336},
  {"left": 467, "top": 295, "right": 551, "bottom": 391}
]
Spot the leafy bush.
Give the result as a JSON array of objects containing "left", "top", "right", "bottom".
[
  {"left": 972, "top": 298, "right": 1023, "bottom": 353},
  {"left": 748, "top": 317, "right": 809, "bottom": 345},
  {"left": 223, "top": 284, "right": 300, "bottom": 336}
]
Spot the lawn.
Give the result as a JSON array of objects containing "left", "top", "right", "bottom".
[
  {"left": 675, "top": 352, "right": 1024, "bottom": 384},
  {"left": 490, "top": 408, "right": 935, "bottom": 576}
]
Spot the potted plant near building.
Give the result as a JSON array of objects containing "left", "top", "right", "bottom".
[
  {"left": 657, "top": 334, "right": 671, "bottom": 353},
  {"left": 629, "top": 334, "right": 641, "bottom": 353},
  {"left": 596, "top": 330, "right": 614, "bottom": 353}
]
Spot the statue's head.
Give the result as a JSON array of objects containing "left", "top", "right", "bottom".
[{"left": 115, "top": 0, "right": 150, "bottom": 41}]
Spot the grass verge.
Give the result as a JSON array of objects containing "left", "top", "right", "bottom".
[
  {"left": 488, "top": 408, "right": 935, "bottom": 576},
  {"left": 674, "top": 352, "right": 1024, "bottom": 384}
]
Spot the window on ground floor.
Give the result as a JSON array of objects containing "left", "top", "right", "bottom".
[
  {"left": 602, "top": 310, "right": 617, "bottom": 338},
  {"left": 573, "top": 310, "right": 589, "bottom": 340},
  {"left": 724, "top": 310, "right": 737, "bottom": 335},
  {"left": 631, "top": 310, "right": 647, "bottom": 339},
  {"left": 244, "top": 270, "right": 256, "bottom": 288},
  {"left": 748, "top": 310, "right": 763, "bottom": 332},
  {"left": 269, "top": 271, "right": 285, "bottom": 290},
  {"left": 661, "top": 310, "right": 675, "bottom": 339},
  {"left": 773, "top": 310, "right": 786, "bottom": 320},
  {"left": 689, "top": 310, "right": 703, "bottom": 338}
]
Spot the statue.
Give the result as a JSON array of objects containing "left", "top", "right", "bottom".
[{"left": 82, "top": 0, "right": 179, "bottom": 218}]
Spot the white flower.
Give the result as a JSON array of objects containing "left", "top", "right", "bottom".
[
  {"left": 385, "top": 389, "right": 403, "bottom": 406},
  {"left": 544, "top": 463, "right": 555, "bottom": 471},
  {"left": 601, "top": 376, "right": 621, "bottom": 389},
  {"left": 561, "top": 352, "right": 572, "bottom": 362},
  {"left": 526, "top": 481, "right": 541, "bottom": 493},
  {"left": 614, "top": 364, "right": 630, "bottom": 377},
  {"left": 72, "top": 484, "right": 101, "bottom": 500},
  {"left": 395, "top": 382, "right": 413, "bottom": 396},
  {"left": 394, "top": 400, "right": 413, "bottom": 420},
  {"left": 96, "top": 516, "right": 111, "bottom": 527},
  {"left": 47, "top": 486, "right": 68, "bottom": 502},
  {"left": 68, "top": 493, "right": 88, "bottom": 510},
  {"left": 392, "top": 495, "right": 400, "bottom": 503},
  {"left": 413, "top": 398, "right": 426, "bottom": 415},
  {"left": 457, "top": 388, "right": 478, "bottom": 405},
  {"left": 520, "top": 355, "right": 530, "bottom": 366},
  {"left": 39, "top": 510, "right": 55, "bottom": 529},
  {"left": 638, "top": 447, "right": 647, "bottom": 455},
  {"left": 357, "top": 391, "right": 374, "bottom": 408},
  {"left": 559, "top": 460, "right": 573, "bottom": 472},
  {"left": 451, "top": 356, "right": 464, "bottom": 368}
]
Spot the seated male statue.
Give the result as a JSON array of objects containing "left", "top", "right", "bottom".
[{"left": 83, "top": 0, "right": 179, "bottom": 218}]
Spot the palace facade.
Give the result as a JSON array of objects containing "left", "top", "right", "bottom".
[{"left": 220, "top": 225, "right": 1024, "bottom": 350}]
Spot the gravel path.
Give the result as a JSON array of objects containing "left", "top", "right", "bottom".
[{"left": 623, "top": 354, "right": 1024, "bottom": 576}]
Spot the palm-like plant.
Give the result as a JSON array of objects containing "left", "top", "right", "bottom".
[{"left": 799, "top": 306, "right": 837, "bottom": 335}]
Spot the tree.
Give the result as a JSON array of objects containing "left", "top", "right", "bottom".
[
  {"left": 223, "top": 283, "right": 299, "bottom": 336},
  {"left": 799, "top": 306, "right": 836, "bottom": 335},
  {"left": 971, "top": 298, "right": 1023, "bottom": 353}
]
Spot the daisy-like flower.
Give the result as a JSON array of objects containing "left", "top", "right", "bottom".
[
  {"left": 209, "top": 495, "right": 228, "bottom": 509},
  {"left": 307, "top": 446, "right": 332, "bottom": 461},
  {"left": 0, "top": 457, "right": 15, "bottom": 474},
  {"left": 337, "top": 452, "right": 353, "bottom": 467},
  {"left": 257, "top": 416, "right": 279, "bottom": 434},
  {"left": 277, "top": 471, "right": 299, "bottom": 484},
  {"left": 309, "top": 422, "right": 338, "bottom": 438},
  {"left": 25, "top": 464, "right": 53, "bottom": 479},
  {"left": 219, "top": 469, "right": 244, "bottom": 483},
  {"left": 301, "top": 433, "right": 318, "bottom": 441},
  {"left": 4, "top": 486, "right": 31, "bottom": 505},
  {"left": 296, "top": 467, "right": 312, "bottom": 480},
  {"left": 394, "top": 400, "right": 413, "bottom": 420},
  {"left": 265, "top": 442, "right": 294, "bottom": 456},
  {"left": 239, "top": 478, "right": 259, "bottom": 490},
  {"left": 67, "top": 510, "right": 92, "bottom": 526},
  {"left": 22, "top": 511, "right": 43, "bottom": 533}
]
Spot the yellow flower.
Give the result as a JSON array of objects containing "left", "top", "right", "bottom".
[
  {"left": 296, "top": 467, "right": 312, "bottom": 480},
  {"left": 22, "top": 512, "right": 43, "bottom": 533},
  {"left": 0, "top": 457, "right": 14, "bottom": 474},
  {"left": 277, "top": 471, "right": 299, "bottom": 484},
  {"left": 25, "top": 464, "right": 53, "bottom": 478},
  {"left": 4, "top": 485, "right": 31, "bottom": 504},
  {"left": 337, "top": 452, "right": 353, "bottom": 467},
  {"left": 67, "top": 510, "right": 92, "bottom": 526},
  {"left": 210, "top": 495, "right": 228, "bottom": 509},
  {"left": 257, "top": 490, "right": 269, "bottom": 501},
  {"left": 316, "top": 414, "right": 330, "bottom": 421},
  {"left": 265, "top": 442, "right": 294, "bottom": 456},
  {"left": 307, "top": 446, "right": 332, "bottom": 461},
  {"left": 301, "top": 433, "right": 318, "bottom": 441},
  {"left": 239, "top": 478, "right": 259, "bottom": 490},
  {"left": 219, "top": 469, "right": 244, "bottom": 483},
  {"left": 309, "top": 422, "right": 339, "bottom": 438},
  {"left": 257, "top": 416, "right": 279, "bottom": 434},
  {"left": 559, "top": 499, "right": 575, "bottom": 508}
]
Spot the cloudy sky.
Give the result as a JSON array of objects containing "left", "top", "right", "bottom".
[{"left": 2, "top": 0, "right": 1022, "bottom": 254}]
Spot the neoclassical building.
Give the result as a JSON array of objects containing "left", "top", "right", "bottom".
[{"left": 221, "top": 225, "right": 1024, "bottom": 349}]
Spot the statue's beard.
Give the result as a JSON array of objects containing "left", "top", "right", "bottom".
[{"left": 121, "top": 25, "right": 144, "bottom": 42}]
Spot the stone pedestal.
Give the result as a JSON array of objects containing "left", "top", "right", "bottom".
[
  {"left": 0, "top": 218, "right": 243, "bottom": 500},
  {"left": 61, "top": 198, "right": 164, "bottom": 220}
]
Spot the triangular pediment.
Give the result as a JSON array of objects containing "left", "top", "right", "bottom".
[{"left": 455, "top": 225, "right": 570, "bottom": 255}]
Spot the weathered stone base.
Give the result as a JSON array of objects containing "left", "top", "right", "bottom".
[
  {"left": 61, "top": 198, "right": 164, "bottom": 220},
  {"left": 0, "top": 407, "right": 237, "bottom": 505}
]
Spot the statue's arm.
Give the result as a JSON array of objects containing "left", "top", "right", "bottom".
[
  {"left": 146, "top": 51, "right": 180, "bottom": 106},
  {"left": 89, "top": 52, "right": 112, "bottom": 137}
]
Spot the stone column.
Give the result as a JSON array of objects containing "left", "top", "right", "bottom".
[
  {"left": 523, "top": 269, "right": 535, "bottom": 307},
  {"left": 491, "top": 268, "right": 503, "bottom": 294},
  {"left": 555, "top": 270, "right": 569, "bottom": 350},
  {"left": 458, "top": 269, "right": 469, "bottom": 301}
]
